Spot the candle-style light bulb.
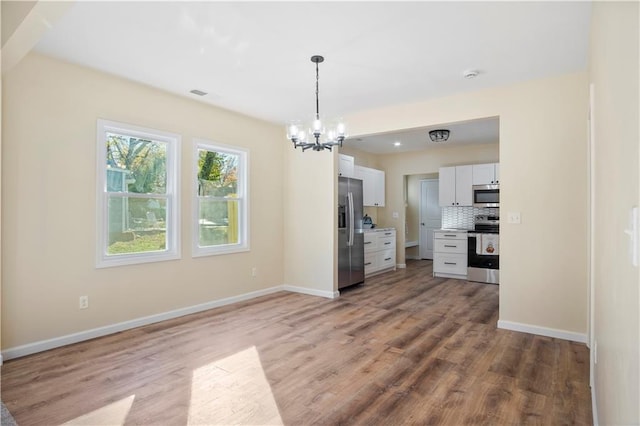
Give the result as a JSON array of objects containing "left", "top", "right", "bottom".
[{"left": 287, "top": 123, "right": 298, "bottom": 140}]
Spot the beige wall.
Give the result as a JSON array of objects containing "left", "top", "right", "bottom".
[
  {"left": 1, "top": 1, "right": 37, "bottom": 45},
  {"left": 344, "top": 73, "right": 589, "bottom": 337},
  {"left": 339, "top": 145, "right": 381, "bottom": 169},
  {"left": 1, "top": 53, "right": 285, "bottom": 349},
  {"left": 1, "top": 1, "right": 72, "bottom": 74},
  {"left": 589, "top": 2, "right": 640, "bottom": 423},
  {"left": 282, "top": 146, "right": 336, "bottom": 295}
]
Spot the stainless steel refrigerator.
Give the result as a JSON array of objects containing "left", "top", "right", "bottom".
[{"left": 338, "top": 177, "right": 365, "bottom": 289}]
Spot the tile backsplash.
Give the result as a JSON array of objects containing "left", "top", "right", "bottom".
[{"left": 442, "top": 207, "right": 499, "bottom": 230}]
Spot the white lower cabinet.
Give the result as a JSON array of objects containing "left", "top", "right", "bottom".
[
  {"left": 364, "top": 228, "right": 396, "bottom": 277},
  {"left": 433, "top": 231, "right": 468, "bottom": 279}
]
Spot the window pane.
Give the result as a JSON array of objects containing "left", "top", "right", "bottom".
[
  {"left": 199, "top": 199, "right": 239, "bottom": 246},
  {"left": 107, "top": 196, "right": 167, "bottom": 254},
  {"left": 197, "top": 149, "right": 238, "bottom": 197},
  {"left": 106, "top": 133, "right": 167, "bottom": 194}
]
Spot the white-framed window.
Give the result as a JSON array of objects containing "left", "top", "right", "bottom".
[
  {"left": 193, "top": 139, "right": 249, "bottom": 257},
  {"left": 96, "top": 119, "right": 180, "bottom": 268}
]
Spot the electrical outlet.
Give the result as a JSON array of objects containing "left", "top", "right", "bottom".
[
  {"left": 251, "top": 267, "right": 257, "bottom": 277},
  {"left": 79, "top": 296, "right": 89, "bottom": 310}
]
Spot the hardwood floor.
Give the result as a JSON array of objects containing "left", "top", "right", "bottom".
[{"left": 1, "top": 260, "right": 592, "bottom": 425}]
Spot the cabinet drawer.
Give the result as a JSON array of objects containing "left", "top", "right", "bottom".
[
  {"left": 434, "top": 231, "right": 467, "bottom": 240},
  {"left": 379, "top": 236, "right": 395, "bottom": 250},
  {"left": 377, "top": 249, "right": 395, "bottom": 269},
  {"left": 433, "top": 254, "right": 467, "bottom": 275},
  {"left": 364, "top": 252, "right": 378, "bottom": 274},
  {"left": 364, "top": 232, "right": 378, "bottom": 252},
  {"left": 434, "top": 239, "right": 467, "bottom": 254}
]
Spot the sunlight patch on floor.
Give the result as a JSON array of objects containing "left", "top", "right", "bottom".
[
  {"left": 62, "top": 395, "right": 135, "bottom": 426},
  {"left": 188, "top": 346, "right": 283, "bottom": 425}
]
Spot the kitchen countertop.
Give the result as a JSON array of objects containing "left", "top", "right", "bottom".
[{"left": 364, "top": 227, "right": 395, "bottom": 232}]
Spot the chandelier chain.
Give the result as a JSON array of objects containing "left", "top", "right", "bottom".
[{"left": 316, "top": 62, "right": 320, "bottom": 117}]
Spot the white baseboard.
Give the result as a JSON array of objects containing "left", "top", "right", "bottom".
[
  {"left": 1, "top": 284, "right": 338, "bottom": 361},
  {"left": 282, "top": 285, "right": 339, "bottom": 299},
  {"left": 396, "top": 263, "right": 407, "bottom": 269},
  {"left": 497, "top": 320, "right": 588, "bottom": 343}
]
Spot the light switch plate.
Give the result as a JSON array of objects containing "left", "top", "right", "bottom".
[
  {"left": 392, "top": 212, "right": 399, "bottom": 219},
  {"left": 507, "top": 212, "right": 521, "bottom": 224}
]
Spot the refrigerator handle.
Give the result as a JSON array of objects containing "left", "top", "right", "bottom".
[{"left": 348, "top": 192, "right": 354, "bottom": 246}]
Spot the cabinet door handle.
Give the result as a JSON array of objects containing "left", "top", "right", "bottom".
[
  {"left": 384, "top": 232, "right": 392, "bottom": 235},
  {"left": 444, "top": 262, "right": 457, "bottom": 265},
  {"left": 444, "top": 234, "right": 457, "bottom": 237},
  {"left": 384, "top": 242, "right": 391, "bottom": 245},
  {"left": 365, "top": 262, "right": 372, "bottom": 266},
  {"left": 384, "top": 257, "right": 392, "bottom": 261},
  {"left": 364, "top": 241, "right": 372, "bottom": 245},
  {"left": 444, "top": 244, "right": 457, "bottom": 248}
]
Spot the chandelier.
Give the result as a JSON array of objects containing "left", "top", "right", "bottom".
[{"left": 286, "top": 55, "right": 347, "bottom": 152}]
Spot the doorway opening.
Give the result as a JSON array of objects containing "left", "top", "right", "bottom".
[{"left": 405, "top": 173, "right": 439, "bottom": 260}]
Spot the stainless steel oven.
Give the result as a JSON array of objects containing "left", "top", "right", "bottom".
[
  {"left": 472, "top": 184, "right": 499, "bottom": 208},
  {"left": 467, "top": 215, "right": 499, "bottom": 284}
]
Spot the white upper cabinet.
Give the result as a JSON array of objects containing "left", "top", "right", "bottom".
[
  {"left": 472, "top": 163, "right": 500, "bottom": 185},
  {"left": 438, "top": 166, "right": 456, "bottom": 206},
  {"left": 338, "top": 154, "right": 355, "bottom": 178},
  {"left": 354, "top": 165, "right": 385, "bottom": 207},
  {"left": 439, "top": 165, "right": 472, "bottom": 207}
]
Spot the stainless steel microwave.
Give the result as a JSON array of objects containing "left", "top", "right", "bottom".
[{"left": 473, "top": 184, "right": 499, "bottom": 208}]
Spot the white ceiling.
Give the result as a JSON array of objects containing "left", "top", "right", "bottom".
[{"left": 33, "top": 1, "right": 591, "bottom": 154}]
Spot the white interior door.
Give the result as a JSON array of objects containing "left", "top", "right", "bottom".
[{"left": 419, "top": 179, "right": 441, "bottom": 259}]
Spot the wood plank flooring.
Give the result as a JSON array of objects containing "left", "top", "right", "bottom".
[{"left": 1, "top": 260, "right": 592, "bottom": 425}]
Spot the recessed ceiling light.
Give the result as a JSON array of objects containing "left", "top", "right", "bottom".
[
  {"left": 190, "top": 89, "right": 208, "bottom": 96},
  {"left": 394, "top": 141, "right": 402, "bottom": 147}
]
